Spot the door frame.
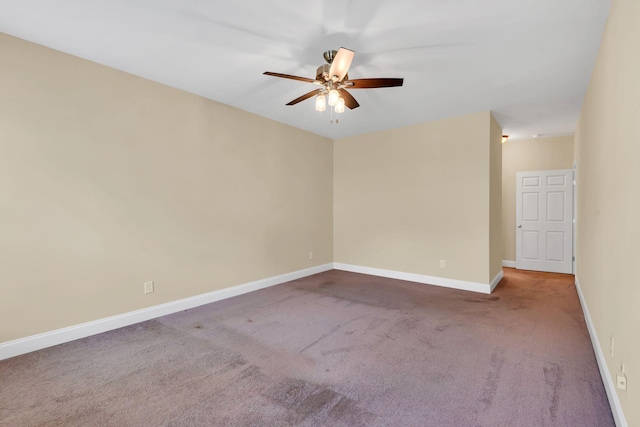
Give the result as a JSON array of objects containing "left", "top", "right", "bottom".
[
  {"left": 515, "top": 169, "right": 575, "bottom": 274},
  {"left": 572, "top": 161, "right": 577, "bottom": 274}
]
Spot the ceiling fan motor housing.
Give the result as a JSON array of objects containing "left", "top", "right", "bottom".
[
  {"left": 316, "top": 64, "right": 331, "bottom": 82},
  {"left": 316, "top": 64, "right": 348, "bottom": 83},
  {"left": 323, "top": 50, "right": 338, "bottom": 63}
]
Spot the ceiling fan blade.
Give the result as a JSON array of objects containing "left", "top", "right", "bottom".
[
  {"left": 338, "top": 89, "right": 360, "bottom": 109},
  {"left": 264, "top": 72, "right": 317, "bottom": 84},
  {"left": 346, "top": 78, "right": 404, "bottom": 89},
  {"left": 286, "top": 89, "right": 321, "bottom": 106},
  {"left": 328, "top": 48, "right": 355, "bottom": 82}
]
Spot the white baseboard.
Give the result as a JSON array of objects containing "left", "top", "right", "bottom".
[
  {"left": 575, "top": 276, "right": 627, "bottom": 427},
  {"left": 502, "top": 260, "right": 517, "bottom": 268},
  {"left": 0, "top": 263, "right": 333, "bottom": 361},
  {"left": 333, "top": 263, "right": 500, "bottom": 294},
  {"left": 490, "top": 270, "right": 504, "bottom": 292}
]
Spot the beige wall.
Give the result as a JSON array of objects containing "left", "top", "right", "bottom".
[
  {"left": 574, "top": 0, "right": 639, "bottom": 424},
  {"left": 0, "top": 34, "right": 334, "bottom": 343},
  {"left": 334, "top": 111, "right": 499, "bottom": 285},
  {"left": 501, "top": 135, "right": 574, "bottom": 262},
  {"left": 489, "top": 114, "right": 503, "bottom": 280}
]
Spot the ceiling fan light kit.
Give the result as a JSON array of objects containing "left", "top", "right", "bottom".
[
  {"left": 315, "top": 93, "right": 326, "bottom": 112},
  {"left": 264, "top": 47, "right": 404, "bottom": 122},
  {"left": 328, "top": 89, "right": 340, "bottom": 107}
]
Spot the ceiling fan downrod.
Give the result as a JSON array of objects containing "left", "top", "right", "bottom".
[{"left": 323, "top": 50, "right": 338, "bottom": 64}]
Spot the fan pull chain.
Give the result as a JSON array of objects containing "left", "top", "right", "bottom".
[{"left": 329, "top": 106, "right": 341, "bottom": 124}]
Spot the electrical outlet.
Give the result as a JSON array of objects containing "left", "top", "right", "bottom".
[
  {"left": 309, "top": 252, "right": 314, "bottom": 260},
  {"left": 440, "top": 260, "right": 446, "bottom": 268},
  {"left": 144, "top": 281, "right": 154, "bottom": 294},
  {"left": 616, "top": 373, "right": 627, "bottom": 390},
  {"left": 610, "top": 336, "right": 615, "bottom": 357}
]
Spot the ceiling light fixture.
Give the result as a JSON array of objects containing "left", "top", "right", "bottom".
[
  {"left": 328, "top": 89, "right": 340, "bottom": 107},
  {"left": 502, "top": 135, "right": 509, "bottom": 143},
  {"left": 264, "top": 47, "right": 404, "bottom": 125},
  {"left": 316, "top": 89, "right": 345, "bottom": 122},
  {"left": 313, "top": 81, "right": 346, "bottom": 118},
  {"left": 315, "top": 89, "right": 346, "bottom": 121},
  {"left": 315, "top": 93, "right": 326, "bottom": 111}
]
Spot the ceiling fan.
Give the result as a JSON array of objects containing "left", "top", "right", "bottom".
[{"left": 264, "top": 48, "right": 404, "bottom": 114}]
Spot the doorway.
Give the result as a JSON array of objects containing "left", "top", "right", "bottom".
[{"left": 516, "top": 169, "right": 573, "bottom": 274}]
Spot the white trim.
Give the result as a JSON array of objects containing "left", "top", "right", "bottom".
[
  {"left": 333, "top": 263, "right": 498, "bottom": 294},
  {"left": 0, "top": 263, "right": 333, "bottom": 361},
  {"left": 575, "top": 276, "right": 627, "bottom": 427},
  {"left": 502, "top": 260, "right": 517, "bottom": 268},
  {"left": 490, "top": 270, "right": 504, "bottom": 292},
  {"left": 572, "top": 163, "right": 577, "bottom": 275}
]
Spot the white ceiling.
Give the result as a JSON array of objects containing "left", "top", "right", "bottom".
[{"left": 0, "top": 0, "right": 611, "bottom": 140}]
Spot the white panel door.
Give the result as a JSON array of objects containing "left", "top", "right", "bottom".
[{"left": 516, "top": 170, "right": 573, "bottom": 274}]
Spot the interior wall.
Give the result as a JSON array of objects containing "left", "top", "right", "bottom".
[
  {"left": 489, "top": 114, "right": 503, "bottom": 280},
  {"left": 501, "top": 135, "right": 574, "bottom": 262},
  {"left": 574, "top": 0, "right": 639, "bottom": 424},
  {"left": 0, "top": 34, "right": 334, "bottom": 344},
  {"left": 333, "top": 111, "right": 496, "bottom": 285}
]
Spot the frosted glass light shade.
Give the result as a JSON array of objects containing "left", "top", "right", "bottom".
[
  {"left": 328, "top": 89, "right": 340, "bottom": 106},
  {"left": 315, "top": 94, "right": 326, "bottom": 111},
  {"left": 335, "top": 97, "right": 345, "bottom": 113}
]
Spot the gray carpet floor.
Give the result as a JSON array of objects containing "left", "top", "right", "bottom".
[{"left": 0, "top": 268, "right": 614, "bottom": 426}]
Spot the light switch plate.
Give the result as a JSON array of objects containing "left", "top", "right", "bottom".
[
  {"left": 616, "top": 373, "right": 627, "bottom": 390},
  {"left": 144, "top": 281, "right": 154, "bottom": 294}
]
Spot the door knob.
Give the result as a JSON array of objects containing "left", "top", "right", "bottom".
[{"left": 518, "top": 225, "right": 522, "bottom": 228}]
